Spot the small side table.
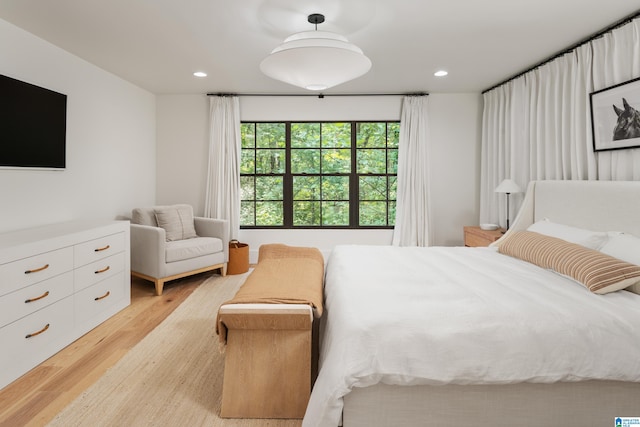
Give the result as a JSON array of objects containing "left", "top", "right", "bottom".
[{"left": 464, "top": 226, "right": 505, "bottom": 247}]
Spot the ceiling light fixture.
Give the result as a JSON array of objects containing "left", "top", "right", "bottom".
[
  {"left": 193, "top": 71, "right": 207, "bottom": 77},
  {"left": 260, "top": 13, "right": 372, "bottom": 91},
  {"left": 434, "top": 70, "right": 448, "bottom": 77}
]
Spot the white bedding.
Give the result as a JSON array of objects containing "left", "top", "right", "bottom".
[{"left": 302, "top": 245, "right": 640, "bottom": 427}]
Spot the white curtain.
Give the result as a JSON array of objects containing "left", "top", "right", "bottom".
[
  {"left": 592, "top": 19, "right": 640, "bottom": 180},
  {"left": 392, "top": 95, "right": 430, "bottom": 246},
  {"left": 480, "top": 17, "right": 640, "bottom": 227},
  {"left": 204, "top": 96, "right": 241, "bottom": 240}
]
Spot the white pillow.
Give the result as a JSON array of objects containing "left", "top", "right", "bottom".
[
  {"left": 526, "top": 219, "right": 608, "bottom": 250},
  {"left": 600, "top": 232, "right": 640, "bottom": 266}
]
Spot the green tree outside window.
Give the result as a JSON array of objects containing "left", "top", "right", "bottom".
[{"left": 241, "top": 121, "right": 398, "bottom": 228}]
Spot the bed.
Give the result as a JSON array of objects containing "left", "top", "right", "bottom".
[{"left": 303, "top": 180, "right": 640, "bottom": 427}]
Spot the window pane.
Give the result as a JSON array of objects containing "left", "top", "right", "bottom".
[
  {"left": 360, "top": 176, "right": 387, "bottom": 200},
  {"left": 357, "top": 149, "right": 386, "bottom": 174},
  {"left": 293, "top": 176, "right": 320, "bottom": 200},
  {"left": 292, "top": 123, "right": 320, "bottom": 148},
  {"left": 322, "top": 149, "right": 351, "bottom": 173},
  {"left": 256, "top": 149, "right": 285, "bottom": 174},
  {"left": 388, "top": 201, "right": 396, "bottom": 226},
  {"left": 291, "top": 149, "right": 320, "bottom": 174},
  {"left": 322, "top": 201, "right": 349, "bottom": 226},
  {"left": 241, "top": 123, "right": 255, "bottom": 148},
  {"left": 256, "top": 201, "right": 283, "bottom": 226},
  {"left": 240, "top": 120, "right": 398, "bottom": 229},
  {"left": 256, "top": 176, "right": 283, "bottom": 200},
  {"left": 322, "top": 176, "right": 349, "bottom": 200},
  {"left": 257, "top": 123, "right": 285, "bottom": 148},
  {"left": 240, "top": 149, "right": 255, "bottom": 174},
  {"left": 388, "top": 176, "right": 397, "bottom": 200},
  {"left": 360, "top": 201, "right": 387, "bottom": 226},
  {"left": 356, "top": 122, "right": 386, "bottom": 148},
  {"left": 240, "top": 201, "right": 255, "bottom": 226},
  {"left": 387, "top": 149, "right": 398, "bottom": 174},
  {"left": 293, "top": 201, "right": 321, "bottom": 226},
  {"left": 388, "top": 122, "right": 400, "bottom": 148},
  {"left": 240, "top": 176, "right": 254, "bottom": 200},
  {"left": 321, "top": 123, "right": 351, "bottom": 148}
]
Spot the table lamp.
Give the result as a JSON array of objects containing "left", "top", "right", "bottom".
[{"left": 494, "top": 179, "right": 522, "bottom": 231}]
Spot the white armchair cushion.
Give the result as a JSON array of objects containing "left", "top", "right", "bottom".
[
  {"left": 165, "top": 237, "right": 224, "bottom": 263},
  {"left": 154, "top": 205, "right": 197, "bottom": 241}
]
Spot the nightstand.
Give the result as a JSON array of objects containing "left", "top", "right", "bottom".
[{"left": 464, "top": 226, "right": 505, "bottom": 247}]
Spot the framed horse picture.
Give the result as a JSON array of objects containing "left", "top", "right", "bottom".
[{"left": 590, "top": 76, "right": 640, "bottom": 152}]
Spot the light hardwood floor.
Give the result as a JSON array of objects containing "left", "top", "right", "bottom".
[{"left": 0, "top": 273, "right": 211, "bottom": 427}]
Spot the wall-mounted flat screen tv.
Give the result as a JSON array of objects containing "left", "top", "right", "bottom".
[{"left": 0, "top": 74, "right": 67, "bottom": 169}]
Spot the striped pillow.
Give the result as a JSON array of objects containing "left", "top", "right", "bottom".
[{"left": 498, "top": 231, "right": 640, "bottom": 294}]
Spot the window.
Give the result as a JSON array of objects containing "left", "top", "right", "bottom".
[{"left": 240, "top": 121, "right": 399, "bottom": 228}]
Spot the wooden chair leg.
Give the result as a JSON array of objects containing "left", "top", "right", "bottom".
[{"left": 155, "top": 279, "right": 165, "bottom": 296}]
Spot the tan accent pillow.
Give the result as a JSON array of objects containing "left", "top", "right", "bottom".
[
  {"left": 498, "top": 231, "right": 640, "bottom": 294},
  {"left": 154, "top": 205, "right": 197, "bottom": 241}
]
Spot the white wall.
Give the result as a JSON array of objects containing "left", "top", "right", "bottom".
[
  {"left": 0, "top": 19, "right": 156, "bottom": 233},
  {"left": 156, "top": 93, "right": 482, "bottom": 262},
  {"left": 428, "top": 93, "right": 483, "bottom": 246},
  {"left": 156, "top": 95, "right": 210, "bottom": 214}
]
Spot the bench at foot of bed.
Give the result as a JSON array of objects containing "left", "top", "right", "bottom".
[
  {"left": 216, "top": 243, "right": 324, "bottom": 419},
  {"left": 219, "top": 303, "right": 313, "bottom": 419}
]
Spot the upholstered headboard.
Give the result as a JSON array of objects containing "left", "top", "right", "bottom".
[{"left": 497, "top": 180, "right": 640, "bottom": 294}]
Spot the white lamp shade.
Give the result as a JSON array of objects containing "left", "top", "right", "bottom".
[
  {"left": 494, "top": 179, "right": 522, "bottom": 194},
  {"left": 260, "top": 30, "right": 372, "bottom": 91}
]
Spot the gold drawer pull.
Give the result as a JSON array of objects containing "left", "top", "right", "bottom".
[
  {"left": 26, "top": 323, "right": 50, "bottom": 339},
  {"left": 25, "top": 291, "right": 50, "bottom": 304},
  {"left": 24, "top": 264, "right": 49, "bottom": 274},
  {"left": 95, "top": 266, "right": 110, "bottom": 274},
  {"left": 95, "top": 291, "right": 111, "bottom": 301},
  {"left": 94, "top": 245, "right": 110, "bottom": 252}
]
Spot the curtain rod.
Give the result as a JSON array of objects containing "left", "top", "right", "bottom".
[
  {"left": 206, "top": 92, "right": 428, "bottom": 98},
  {"left": 482, "top": 9, "right": 640, "bottom": 94}
]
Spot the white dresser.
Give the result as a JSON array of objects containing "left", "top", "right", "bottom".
[{"left": 0, "top": 220, "right": 131, "bottom": 389}]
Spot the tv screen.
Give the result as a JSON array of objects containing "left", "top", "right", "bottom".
[{"left": 0, "top": 74, "right": 67, "bottom": 169}]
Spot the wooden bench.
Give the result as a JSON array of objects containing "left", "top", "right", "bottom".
[{"left": 216, "top": 244, "right": 324, "bottom": 419}]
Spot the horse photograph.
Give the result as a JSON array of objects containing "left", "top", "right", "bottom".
[
  {"left": 612, "top": 98, "right": 640, "bottom": 141},
  {"left": 590, "top": 77, "right": 640, "bottom": 152}
]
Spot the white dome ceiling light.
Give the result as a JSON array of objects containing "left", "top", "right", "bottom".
[{"left": 260, "top": 13, "right": 372, "bottom": 91}]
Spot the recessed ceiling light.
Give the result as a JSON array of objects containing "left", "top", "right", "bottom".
[
  {"left": 193, "top": 71, "right": 207, "bottom": 77},
  {"left": 434, "top": 70, "right": 448, "bottom": 77}
]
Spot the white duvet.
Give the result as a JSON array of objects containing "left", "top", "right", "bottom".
[{"left": 302, "top": 245, "right": 640, "bottom": 427}]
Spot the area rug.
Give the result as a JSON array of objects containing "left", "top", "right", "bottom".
[{"left": 48, "top": 273, "right": 302, "bottom": 427}]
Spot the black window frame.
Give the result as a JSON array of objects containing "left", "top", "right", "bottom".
[{"left": 240, "top": 120, "right": 399, "bottom": 229}]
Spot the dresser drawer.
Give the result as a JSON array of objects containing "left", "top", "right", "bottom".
[
  {"left": 0, "top": 247, "right": 74, "bottom": 297},
  {"left": 74, "top": 232, "right": 125, "bottom": 268},
  {"left": 0, "top": 271, "right": 74, "bottom": 328},
  {"left": 74, "top": 252, "right": 125, "bottom": 292},
  {"left": 0, "top": 296, "right": 75, "bottom": 386},
  {"left": 75, "top": 272, "right": 126, "bottom": 326}
]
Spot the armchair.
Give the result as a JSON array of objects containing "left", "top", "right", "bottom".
[{"left": 130, "top": 204, "right": 229, "bottom": 295}]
